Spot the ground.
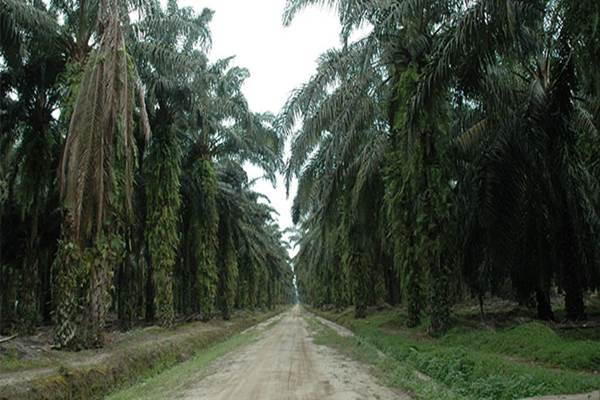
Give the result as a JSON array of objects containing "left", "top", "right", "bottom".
[
  {"left": 109, "top": 305, "right": 406, "bottom": 400},
  {"left": 0, "top": 309, "right": 282, "bottom": 399},
  {"left": 3, "top": 300, "right": 600, "bottom": 399}
]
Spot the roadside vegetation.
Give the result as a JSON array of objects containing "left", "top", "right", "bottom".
[
  {"left": 310, "top": 303, "right": 600, "bottom": 400},
  {"left": 105, "top": 318, "right": 266, "bottom": 400},
  {"left": 0, "top": 309, "right": 283, "bottom": 400}
]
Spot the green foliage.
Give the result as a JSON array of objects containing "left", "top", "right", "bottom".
[
  {"left": 442, "top": 322, "right": 600, "bottom": 372},
  {"left": 284, "top": 0, "right": 600, "bottom": 339},
  {"left": 0, "top": 0, "right": 59, "bottom": 50},
  {"left": 146, "top": 129, "right": 182, "bottom": 327},
  {"left": 53, "top": 233, "right": 125, "bottom": 349},
  {"left": 190, "top": 159, "right": 219, "bottom": 319},
  {"left": 315, "top": 308, "right": 600, "bottom": 400},
  {"left": 218, "top": 218, "right": 239, "bottom": 320},
  {"left": 56, "top": 61, "right": 85, "bottom": 125}
]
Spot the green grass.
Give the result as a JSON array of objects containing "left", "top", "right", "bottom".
[
  {"left": 0, "top": 349, "right": 55, "bottom": 372},
  {"left": 313, "top": 308, "right": 600, "bottom": 400},
  {"left": 106, "top": 329, "right": 259, "bottom": 400},
  {"left": 441, "top": 322, "right": 600, "bottom": 372},
  {"left": 306, "top": 315, "right": 463, "bottom": 400}
]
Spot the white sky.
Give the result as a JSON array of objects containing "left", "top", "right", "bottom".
[{"left": 178, "top": 0, "right": 344, "bottom": 240}]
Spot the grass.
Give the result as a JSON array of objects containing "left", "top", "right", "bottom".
[
  {"left": 106, "top": 330, "right": 259, "bottom": 400},
  {"left": 306, "top": 315, "right": 463, "bottom": 400},
  {"left": 441, "top": 322, "right": 600, "bottom": 372},
  {"left": 312, "top": 305, "right": 600, "bottom": 400},
  {"left": 0, "top": 348, "right": 54, "bottom": 372}
]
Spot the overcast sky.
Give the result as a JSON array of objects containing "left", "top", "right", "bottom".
[{"left": 177, "top": 0, "right": 343, "bottom": 239}]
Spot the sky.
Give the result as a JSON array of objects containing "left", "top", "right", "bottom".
[{"left": 178, "top": 0, "right": 344, "bottom": 240}]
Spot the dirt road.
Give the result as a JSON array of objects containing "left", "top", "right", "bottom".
[{"left": 178, "top": 305, "right": 405, "bottom": 400}]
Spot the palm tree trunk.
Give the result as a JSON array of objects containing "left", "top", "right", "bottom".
[
  {"left": 218, "top": 217, "right": 238, "bottom": 320},
  {"left": 535, "top": 288, "right": 555, "bottom": 321},
  {"left": 88, "top": 257, "right": 110, "bottom": 346},
  {"left": 421, "top": 131, "right": 450, "bottom": 336},
  {"left": 561, "top": 210, "right": 587, "bottom": 321},
  {"left": 145, "top": 259, "right": 156, "bottom": 321},
  {"left": 193, "top": 159, "right": 219, "bottom": 320}
]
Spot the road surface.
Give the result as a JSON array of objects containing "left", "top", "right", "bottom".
[{"left": 177, "top": 305, "right": 405, "bottom": 400}]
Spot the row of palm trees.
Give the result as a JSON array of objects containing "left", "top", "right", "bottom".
[
  {"left": 0, "top": 0, "right": 294, "bottom": 349},
  {"left": 285, "top": 0, "right": 600, "bottom": 335}
]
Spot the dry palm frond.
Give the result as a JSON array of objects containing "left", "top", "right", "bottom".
[
  {"left": 60, "top": 0, "right": 137, "bottom": 242},
  {"left": 457, "top": 118, "right": 488, "bottom": 151}
]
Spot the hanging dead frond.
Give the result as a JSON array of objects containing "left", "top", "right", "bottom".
[{"left": 59, "top": 0, "right": 136, "bottom": 243}]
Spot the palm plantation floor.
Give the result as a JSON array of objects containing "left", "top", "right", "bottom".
[{"left": 311, "top": 305, "right": 600, "bottom": 400}]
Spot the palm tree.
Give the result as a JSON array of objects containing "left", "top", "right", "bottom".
[
  {"left": 418, "top": 0, "right": 600, "bottom": 320},
  {"left": 135, "top": 0, "right": 213, "bottom": 327},
  {"left": 286, "top": 0, "right": 600, "bottom": 328},
  {"left": 282, "top": 0, "right": 457, "bottom": 332},
  {"left": 54, "top": 0, "right": 150, "bottom": 348},
  {"left": 215, "top": 162, "right": 294, "bottom": 316},
  {"left": 175, "top": 56, "right": 283, "bottom": 320},
  {"left": 1, "top": 0, "right": 295, "bottom": 342},
  {"left": 0, "top": 0, "right": 65, "bottom": 333},
  {"left": 280, "top": 39, "right": 400, "bottom": 316}
]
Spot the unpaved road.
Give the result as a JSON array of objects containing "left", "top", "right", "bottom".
[{"left": 177, "top": 305, "right": 406, "bottom": 400}]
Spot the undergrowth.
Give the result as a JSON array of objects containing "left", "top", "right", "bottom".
[{"left": 311, "top": 306, "right": 600, "bottom": 400}]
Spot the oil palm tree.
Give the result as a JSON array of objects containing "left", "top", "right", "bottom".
[
  {"left": 1, "top": 0, "right": 294, "bottom": 342},
  {"left": 0, "top": 0, "right": 65, "bottom": 333},
  {"left": 54, "top": 0, "right": 151, "bottom": 348},
  {"left": 177, "top": 56, "right": 283, "bottom": 320},
  {"left": 134, "top": 0, "right": 213, "bottom": 327},
  {"left": 282, "top": 0, "right": 457, "bottom": 332},
  {"left": 416, "top": 0, "right": 600, "bottom": 320}
]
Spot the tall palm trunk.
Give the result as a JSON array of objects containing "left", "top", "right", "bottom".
[
  {"left": 560, "top": 210, "right": 586, "bottom": 321},
  {"left": 146, "top": 117, "right": 181, "bottom": 327},
  {"left": 190, "top": 158, "right": 219, "bottom": 320},
  {"left": 218, "top": 216, "right": 238, "bottom": 320},
  {"left": 386, "top": 67, "right": 423, "bottom": 327},
  {"left": 18, "top": 214, "right": 39, "bottom": 333},
  {"left": 420, "top": 131, "right": 451, "bottom": 336}
]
